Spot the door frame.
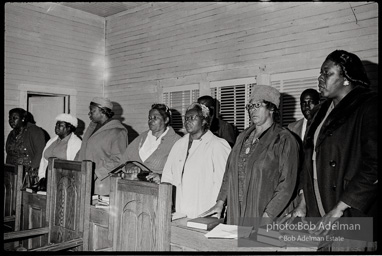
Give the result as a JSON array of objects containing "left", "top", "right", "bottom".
[{"left": 18, "top": 85, "right": 77, "bottom": 116}]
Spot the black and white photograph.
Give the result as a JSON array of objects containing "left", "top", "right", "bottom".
[{"left": 3, "top": 2, "right": 378, "bottom": 253}]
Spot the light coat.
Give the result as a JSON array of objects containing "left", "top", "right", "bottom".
[
  {"left": 161, "top": 130, "right": 231, "bottom": 218},
  {"left": 37, "top": 133, "right": 82, "bottom": 178},
  {"left": 76, "top": 119, "right": 128, "bottom": 195}
]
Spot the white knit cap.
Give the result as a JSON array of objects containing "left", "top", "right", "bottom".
[{"left": 55, "top": 113, "right": 78, "bottom": 128}]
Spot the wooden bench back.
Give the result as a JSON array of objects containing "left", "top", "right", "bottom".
[
  {"left": 108, "top": 178, "right": 172, "bottom": 251},
  {"left": 45, "top": 158, "right": 93, "bottom": 250},
  {"left": 4, "top": 164, "right": 23, "bottom": 229}
]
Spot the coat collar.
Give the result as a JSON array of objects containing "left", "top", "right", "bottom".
[
  {"left": 86, "top": 119, "right": 126, "bottom": 139},
  {"left": 306, "top": 86, "right": 374, "bottom": 149}
]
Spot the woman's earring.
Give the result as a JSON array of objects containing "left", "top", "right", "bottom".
[{"left": 344, "top": 80, "right": 349, "bottom": 86}]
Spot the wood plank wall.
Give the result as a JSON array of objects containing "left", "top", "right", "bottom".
[
  {"left": 4, "top": 3, "right": 105, "bottom": 144},
  {"left": 105, "top": 2, "right": 378, "bottom": 135},
  {"left": 4, "top": 2, "right": 378, "bottom": 144}
]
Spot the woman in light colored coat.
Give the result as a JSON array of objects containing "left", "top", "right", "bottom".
[
  {"left": 161, "top": 103, "right": 231, "bottom": 218},
  {"left": 76, "top": 97, "right": 128, "bottom": 196},
  {"left": 37, "top": 113, "right": 82, "bottom": 179}
]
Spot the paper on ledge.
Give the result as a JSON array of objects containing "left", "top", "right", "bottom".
[
  {"left": 171, "top": 212, "right": 187, "bottom": 221},
  {"left": 204, "top": 223, "right": 253, "bottom": 239}
]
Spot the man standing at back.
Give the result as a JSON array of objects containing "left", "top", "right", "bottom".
[
  {"left": 288, "top": 88, "right": 320, "bottom": 140},
  {"left": 284, "top": 88, "right": 320, "bottom": 214},
  {"left": 197, "top": 95, "right": 237, "bottom": 147}
]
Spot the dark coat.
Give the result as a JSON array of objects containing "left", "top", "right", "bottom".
[
  {"left": 300, "top": 86, "right": 378, "bottom": 218},
  {"left": 217, "top": 122, "right": 300, "bottom": 227},
  {"left": 6, "top": 122, "right": 47, "bottom": 169}
]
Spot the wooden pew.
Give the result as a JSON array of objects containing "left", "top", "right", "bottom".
[
  {"left": 3, "top": 164, "right": 23, "bottom": 232},
  {"left": 105, "top": 177, "right": 172, "bottom": 251},
  {"left": 4, "top": 158, "right": 93, "bottom": 251},
  {"left": 4, "top": 164, "right": 24, "bottom": 250}
]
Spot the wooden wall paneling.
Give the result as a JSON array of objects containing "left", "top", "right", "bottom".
[{"left": 4, "top": 2, "right": 105, "bottom": 144}]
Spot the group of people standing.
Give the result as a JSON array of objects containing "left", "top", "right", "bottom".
[{"left": 5, "top": 50, "right": 377, "bottom": 251}]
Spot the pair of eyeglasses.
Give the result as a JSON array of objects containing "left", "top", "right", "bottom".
[
  {"left": 184, "top": 115, "right": 200, "bottom": 121},
  {"left": 245, "top": 102, "right": 263, "bottom": 111}
]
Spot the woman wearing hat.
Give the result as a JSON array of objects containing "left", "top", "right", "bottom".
[
  {"left": 37, "top": 113, "right": 82, "bottom": 181},
  {"left": 200, "top": 85, "right": 300, "bottom": 228},
  {"left": 119, "top": 103, "right": 181, "bottom": 184},
  {"left": 76, "top": 97, "right": 128, "bottom": 196},
  {"left": 161, "top": 103, "right": 231, "bottom": 218}
]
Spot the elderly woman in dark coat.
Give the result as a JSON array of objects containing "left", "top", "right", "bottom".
[
  {"left": 201, "top": 85, "right": 300, "bottom": 228},
  {"left": 286, "top": 50, "right": 377, "bottom": 251}
]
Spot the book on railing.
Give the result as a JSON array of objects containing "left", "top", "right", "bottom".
[
  {"left": 257, "top": 234, "right": 287, "bottom": 247},
  {"left": 37, "top": 191, "right": 46, "bottom": 195},
  {"left": 25, "top": 188, "right": 34, "bottom": 193},
  {"left": 257, "top": 217, "right": 321, "bottom": 248},
  {"left": 187, "top": 217, "right": 223, "bottom": 231},
  {"left": 99, "top": 195, "right": 110, "bottom": 202}
]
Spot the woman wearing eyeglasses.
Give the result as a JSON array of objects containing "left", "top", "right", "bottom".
[
  {"left": 119, "top": 104, "right": 181, "bottom": 183},
  {"left": 200, "top": 85, "right": 300, "bottom": 228},
  {"left": 161, "top": 103, "right": 231, "bottom": 218}
]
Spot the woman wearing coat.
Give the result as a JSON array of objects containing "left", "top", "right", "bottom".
[
  {"left": 201, "top": 85, "right": 300, "bottom": 229},
  {"left": 119, "top": 103, "right": 181, "bottom": 183},
  {"left": 6, "top": 108, "right": 47, "bottom": 186},
  {"left": 161, "top": 103, "right": 231, "bottom": 219},
  {"left": 76, "top": 97, "right": 128, "bottom": 196},
  {"left": 286, "top": 50, "right": 378, "bottom": 251},
  {"left": 37, "top": 113, "right": 82, "bottom": 182}
]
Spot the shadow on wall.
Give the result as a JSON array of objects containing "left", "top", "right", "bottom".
[
  {"left": 112, "top": 101, "right": 139, "bottom": 143},
  {"left": 169, "top": 108, "right": 185, "bottom": 137},
  {"left": 362, "top": 60, "right": 378, "bottom": 93},
  {"left": 280, "top": 92, "right": 297, "bottom": 127},
  {"left": 27, "top": 111, "right": 51, "bottom": 142},
  {"left": 74, "top": 119, "right": 85, "bottom": 138}
]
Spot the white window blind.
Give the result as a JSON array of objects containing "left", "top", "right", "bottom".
[
  {"left": 162, "top": 84, "right": 199, "bottom": 134},
  {"left": 210, "top": 78, "right": 256, "bottom": 132},
  {"left": 271, "top": 69, "right": 319, "bottom": 127}
]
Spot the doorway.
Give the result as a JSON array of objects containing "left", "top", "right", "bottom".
[
  {"left": 18, "top": 84, "right": 77, "bottom": 140},
  {"left": 27, "top": 93, "right": 69, "bottom": 139}
]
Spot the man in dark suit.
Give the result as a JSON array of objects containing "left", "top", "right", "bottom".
[{"left": 288, "top": 88, "right": 320, "bottom": 140}]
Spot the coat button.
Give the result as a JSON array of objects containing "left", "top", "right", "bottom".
[
  {"left": 329, "top": 160, "right": 336, "bottom": 167},
  {"left": 332, "top": 185, "right": 336, "bottom": 191}
]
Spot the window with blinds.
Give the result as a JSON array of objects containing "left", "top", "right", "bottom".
[
  {"left": 271, "top": 69, "right": 319, "bottom": 127},
  {"left": 210, "top": 78, "right": 256, "bottom": 132},
  {"left": 162, "top": 85, "right": 199, "bottom": 134}
]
